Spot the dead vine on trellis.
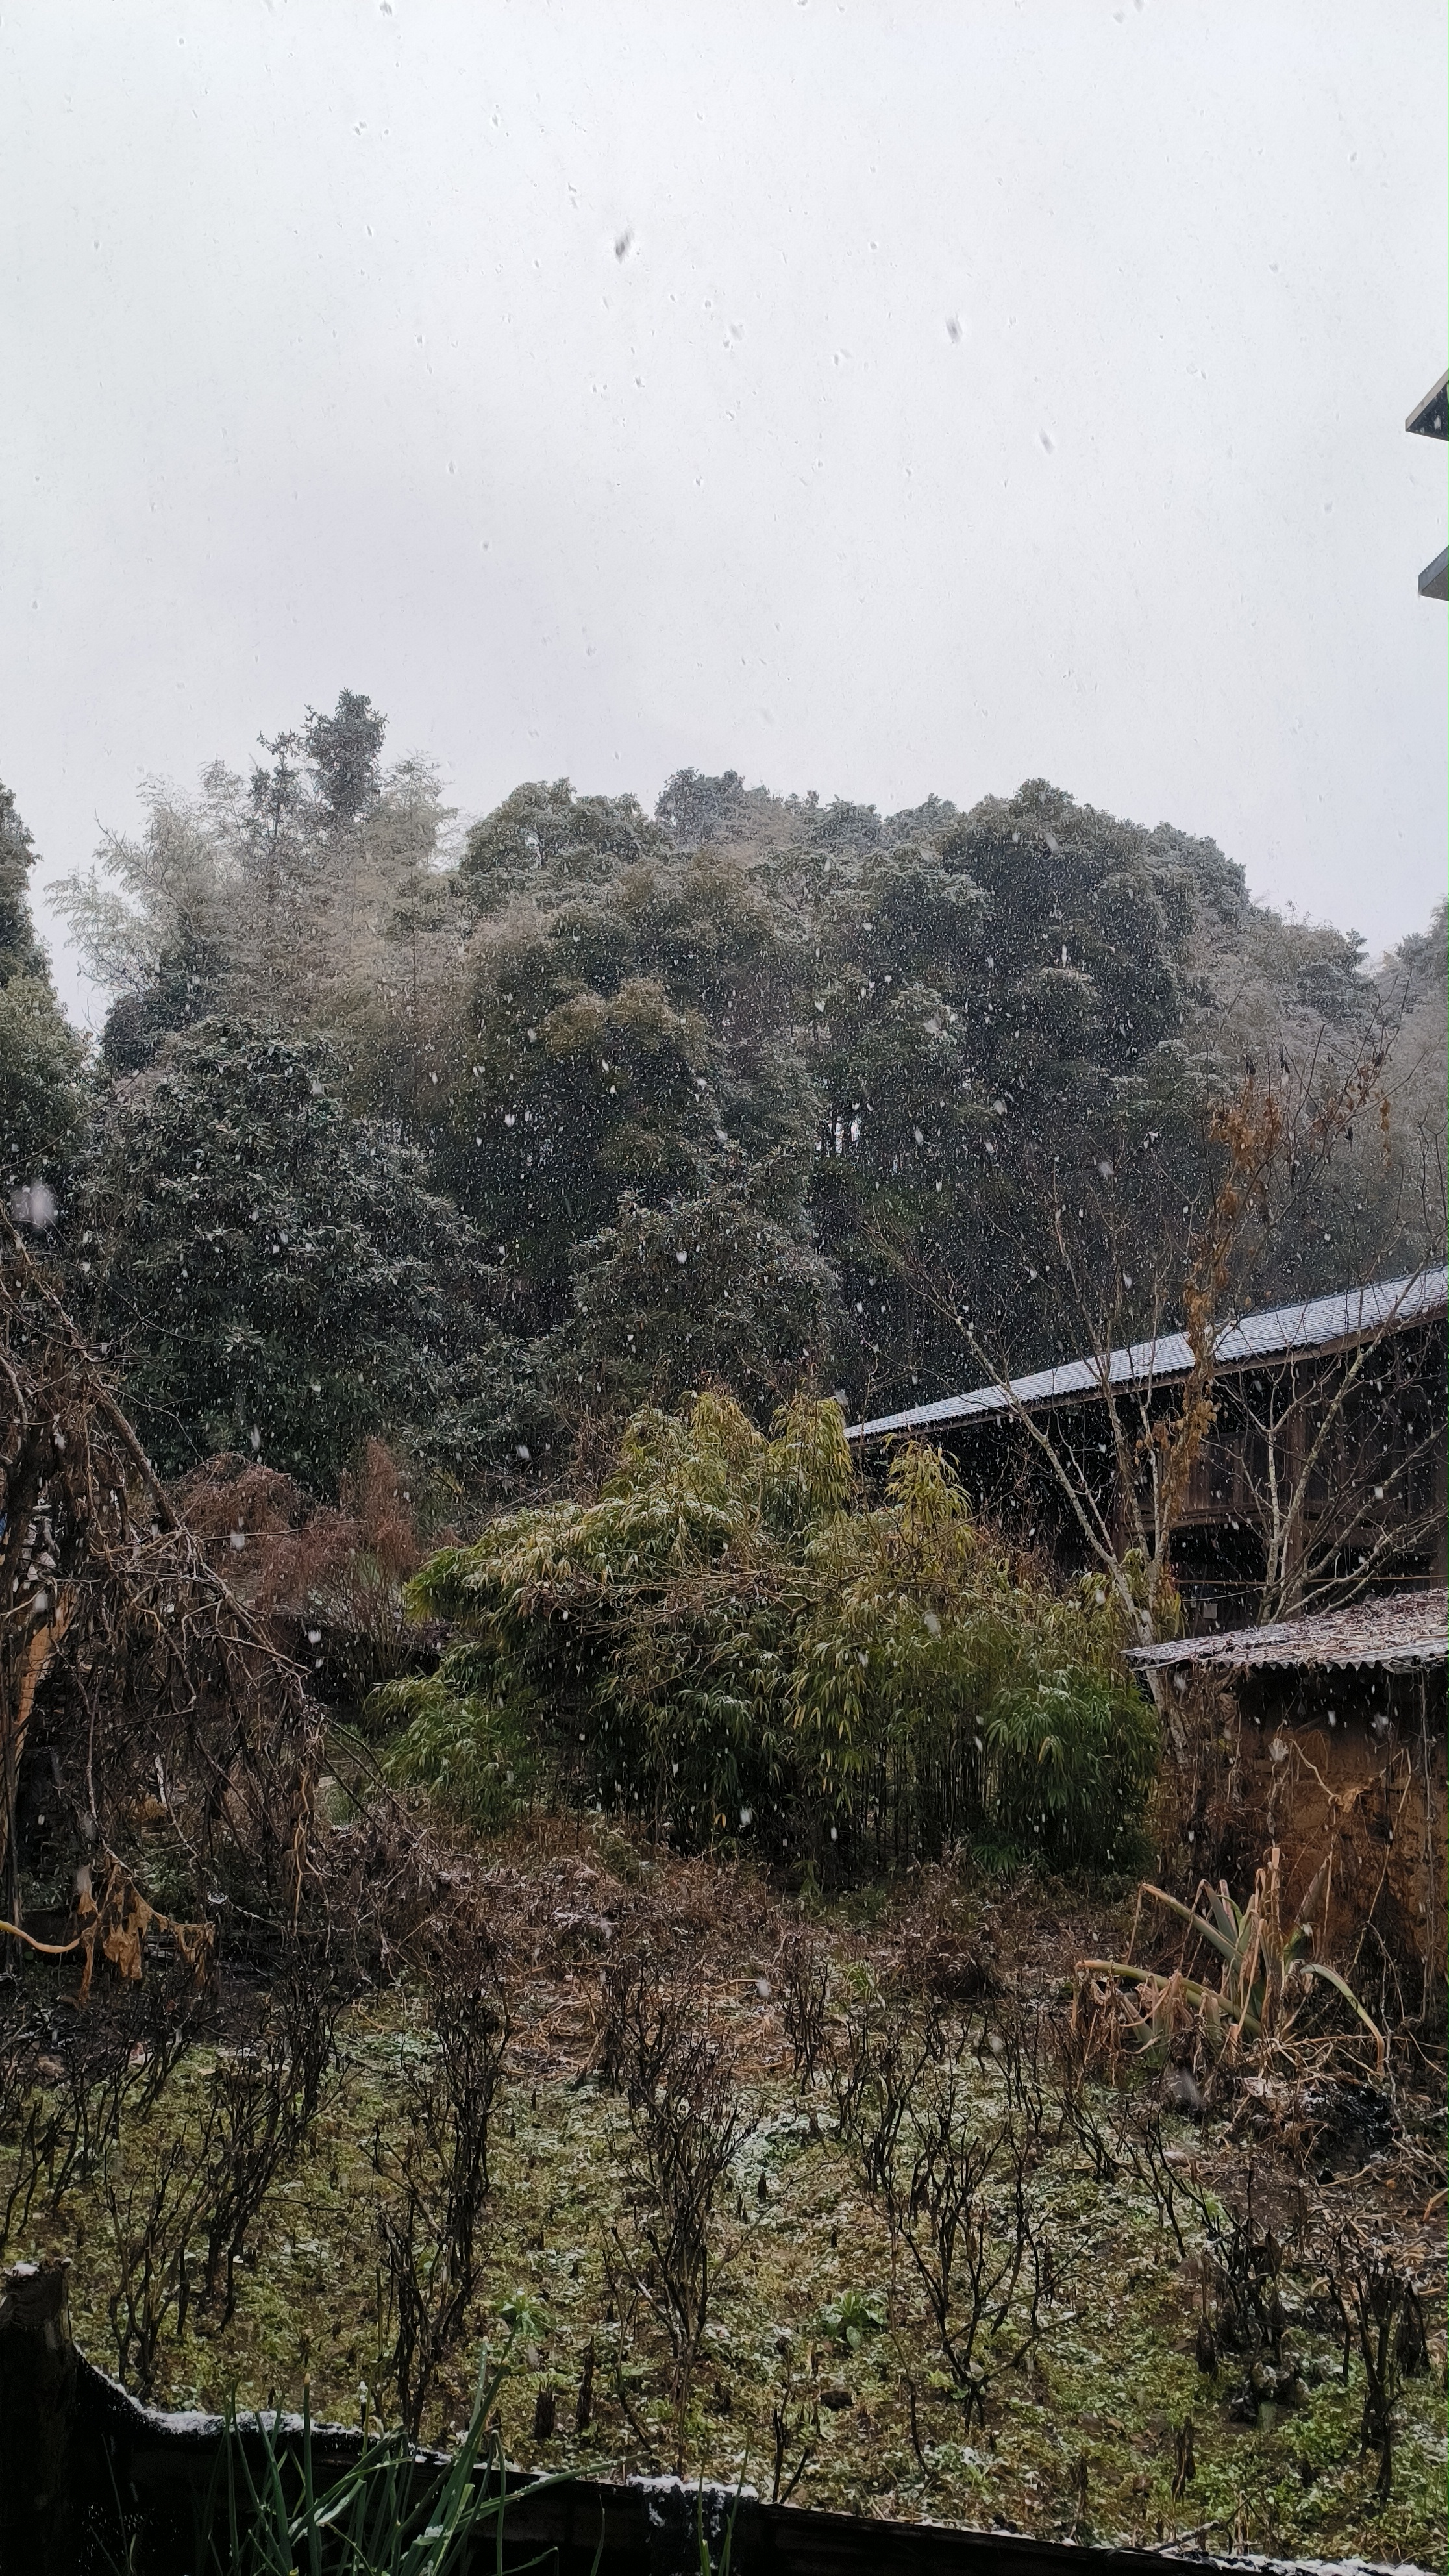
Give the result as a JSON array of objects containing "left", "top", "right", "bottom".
[{"left": 0, "top": 1219, "right": 324, "bottom": 1984}]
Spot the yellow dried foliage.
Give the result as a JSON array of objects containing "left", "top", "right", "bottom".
[{"left": 73, "top": 1858, "right": 215, "bottom": 2005}]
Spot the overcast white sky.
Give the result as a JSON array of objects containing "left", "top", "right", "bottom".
[{"left": 3, "top": 0, "right": 1445, "bottom": 1025}]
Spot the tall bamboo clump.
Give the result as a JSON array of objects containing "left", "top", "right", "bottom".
[{"left": 0, "top": 1220, "right": 322, "bottom": 1981}]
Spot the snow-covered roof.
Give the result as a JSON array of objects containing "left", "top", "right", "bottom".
[
  {"left": 847, "top": 1266, "right": 1448, "bottom": 1445},
  {"left": 1126, "top": 1587, "right": 1448, "bottom": 1674}
]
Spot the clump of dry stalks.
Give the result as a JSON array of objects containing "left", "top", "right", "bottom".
[
  {"left": 1074, "top": 1844, "right": 1385, "bottom": 2098},
  {"left": 0, "top": 1224, "right": 525, "bottom": 2028}
]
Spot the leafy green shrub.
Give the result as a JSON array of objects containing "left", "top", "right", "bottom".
[
  {"left": 114, "top": 2340, "right": 549, "bottom": 2575},
  {"left": 980, "top": 1674, "right": 1157, "bottom": 1874},
  {"left": 369, "top": 1672, "right": 535, "bottom": 1829},
  {"left": 384, "top": 1391, "right": 1156, "bottom": 1872}
]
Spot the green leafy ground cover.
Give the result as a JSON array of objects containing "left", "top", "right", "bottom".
[{"left": 7, "top": 1840, "right": 1445, "bottom": 2566}]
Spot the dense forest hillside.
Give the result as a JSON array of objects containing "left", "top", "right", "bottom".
[{"left": 6, "top": 691, "right": 1439, "bottom": 1502}]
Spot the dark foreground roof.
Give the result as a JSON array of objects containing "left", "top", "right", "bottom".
[
  {"left": 1126, "top": 1588, "right": 1449, "bottom": 1676},
  {"left": 849, "top": 1266, "right": 1448, "bottom": 1444}
]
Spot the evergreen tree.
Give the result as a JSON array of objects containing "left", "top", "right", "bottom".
[
  {"left": 0, "top": 779, "right": 88, "bottom": 1196},
  {"left": 0, "top": 780, "right": 53, "bottom": 984},
  {"left": 558, "top": 1155, "right": 839, "bottom": 1418},
  {"left": 433, "top": 839, "right": 819, "bottom": 1350},
  {"left": 59, "top": 725, "right": 1445, "bottom": 1476},
  {"left": 68, "top": 1021, "right": 501, "bottom": 1490},
  {"left": 56, "top": 699, "right": 462, "bottom": 1077},
  {"left": 458, "top": 777, "right": 665, "bottom": 914},
  {"left": 304, "top": 688, "right": 387, "bottom": 826}
]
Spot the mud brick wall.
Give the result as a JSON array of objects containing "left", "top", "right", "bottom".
[{"left": 1154, "top": 1666, "right": 1444, "bottom": 2005}]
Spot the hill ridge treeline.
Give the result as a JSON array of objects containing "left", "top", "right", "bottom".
[{"left": 0, "top": 693, "right": 1436, "bottom": 1501}]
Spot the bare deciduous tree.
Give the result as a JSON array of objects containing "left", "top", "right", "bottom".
[{"left": 893, "top": 1021, "right": 1444, "bottom": 1646}]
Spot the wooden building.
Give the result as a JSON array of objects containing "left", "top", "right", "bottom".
[
  {"left": 1126, "top": 1589, "right": 1447, "bottom": 1996},
  {"left": 849, "top": 1268, "right": 1448, "bottom": 1632}
]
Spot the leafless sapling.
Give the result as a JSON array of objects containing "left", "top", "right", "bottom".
[
  {"left": 825, "top": 1981, "right": 934, "bottom": 2193},
  {"left": 97, "top": 2119, "right": 214, "bottom": 2397},
  {"left": 777, "top": 1927, "right": 830, "bottom": 2092},
  {"left": 847, "top": 2026, "right": 1044, "bottom": 2429},
  {"left": 1342, "top": 2248, "right": 1428, "bottom": 2501},
  {"left": 195, "top": 1937, "right": 341, "bottom": 2324},
  {"left": 371, "top": 1953, "right": 512, "bottom": 2438},
  {"left": 43, "top": 1960, "right": 210, "bottom": 2211},
  {"left": 602, "top": 1964, "right": 756, "bottom": 2468}
]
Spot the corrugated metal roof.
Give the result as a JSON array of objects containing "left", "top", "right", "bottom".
[
  {"left": 1126, "top": 1588, "right": 1448, "bottom": 1674},
  {"left": 848, "top": 1266, "right": 1447, "bottom": 1444}
]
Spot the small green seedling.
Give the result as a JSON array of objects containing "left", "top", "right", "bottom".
[{"left": 819, "top": 2288, "right": 887, "bottom": 2351}]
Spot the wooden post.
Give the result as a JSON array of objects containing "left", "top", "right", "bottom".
[
  {"left": 0, "top": 2258, "right": 79, "bottom": 2576},
  {"left": 1278, "top": 1362, "right": 1306, "bottom": 1596},
  {"left": 1433, "top": 1414, "right": 1448, "bottom": 1587}
]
